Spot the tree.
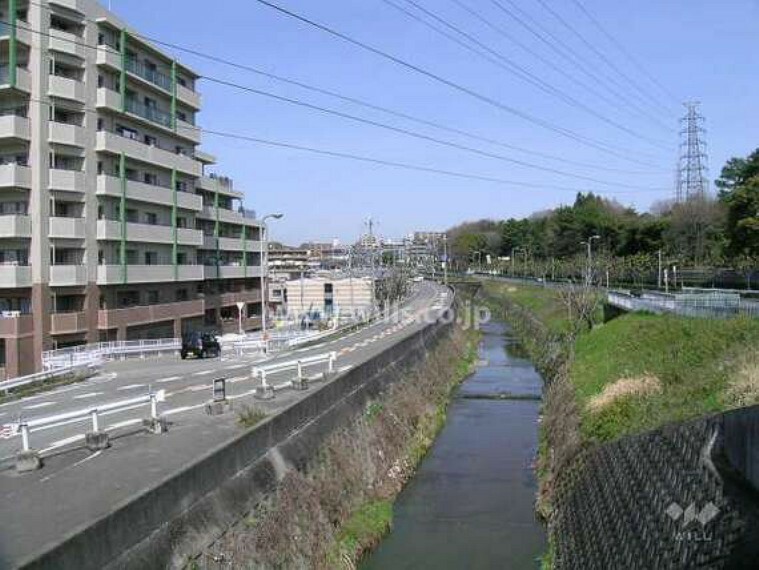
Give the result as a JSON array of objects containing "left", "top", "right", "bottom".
[{"left": 716, "top": 150, "right": 759, "bottom": 257}]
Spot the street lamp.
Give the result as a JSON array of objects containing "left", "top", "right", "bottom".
[
  {"left": 236, "top": 301, "right": 245, "bottom": 335},
  {"left": 580, "top": 235, "right": 600, "bottom": 285},
  {"left": 260, "top": 213, "right": 283, "bottom": 343}
]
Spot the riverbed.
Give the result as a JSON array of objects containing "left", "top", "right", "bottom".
[{"left": 363, "top": 321, "right": 546, "bottom": 569}]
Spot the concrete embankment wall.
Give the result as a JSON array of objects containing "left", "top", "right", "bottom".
[
  {"left": 552, "top": 405, "right": 759, "bottom": 569},
  {"left": 22, "top": 316, "right": 454, "bottom": 570}
]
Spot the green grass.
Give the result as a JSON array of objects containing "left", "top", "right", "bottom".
[
  {"left": 572, "top": 313, "right": 759, "bottom": 442},
  {"left": 328, "top": 500, "right": 393, "bottom": 563},
  {"left": 482, "top": 281, "right": 569, "bottom": 334}
]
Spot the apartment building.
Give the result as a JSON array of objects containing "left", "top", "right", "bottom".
[{"left": 0, "top": 0, "right": 267, "bottom": 378}]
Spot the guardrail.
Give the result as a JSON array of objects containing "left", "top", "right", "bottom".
[
  {"left": 1, "top": 389, "right": 166, "bottom": 471},
  {"left": 252, "top": 351, "right": 337, "bottom": 397},
  {"left": 0, "top": 360, "right": 101, "bottom": 395},
  {"left": 607, "top": 290, "right": 759, "bottom": 318},
  {"left": 43, "top": 339, "right": 180, "bottom": 370}
]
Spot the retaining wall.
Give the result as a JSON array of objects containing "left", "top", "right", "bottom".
[
  {"left": 21, "top": 313, "right": 454, "bottom": 570},
  {"left": 553, "top": 405, "right": 759, "bottom": 569}
]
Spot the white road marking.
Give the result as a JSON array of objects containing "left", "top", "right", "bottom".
[
  {"left": 71, "top": 449, "right": 104, "bottom": 468},
  {"left": 73, "top": 392, "right": 103, "bottom": 400},
  {"left": 46, "top": 434, "right": 85, "bottom": 450},
  {"left": 23, "top": 401, "right": 56, "bottom": 410},
  {"left": 117, "top": 384, "right": 146, "bottom": 391},
  {"left": 156, "top": 376, "right": 181, "bottom": 383},
  {"left": 188, "top": 384, "right": 211, "bottom": 392},
  {"left": 229, "top": 376, "right": 249, "bottom": 384},
  {"left": 192, "top": 370, "right": 213, "bottom": 376},
  {"left": 106, "top": 418, "right": 142, "bottom": 430},
  {"left": 163, "top": 404, "right": 204, "bottom": 416},
  {"left": 225, "top": 364, "right": 246, "bottom": 370}
]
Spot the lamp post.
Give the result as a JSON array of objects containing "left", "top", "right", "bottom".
[
  {"left": 442, "top": 234, "right": 448, "bottom": 286},
  {"left": 580, "top": 235, "right": 600, "bottom": 285},
  {"left": 657, "top": 249, "right": 663, "bottom": 290},
  {"left": 260, "top": 213, "right": 283, "bottom": 342},
  {"left": 236, "top": 301, "right": 244, "bottom": 335}
]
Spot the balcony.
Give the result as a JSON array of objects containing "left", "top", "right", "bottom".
[
  {"left": 176, "top": 118, "right": 200, "bottom": 144},
  {"left": 50, "top": 0, "right": 85, "bottom": 13},
  {"left": 97, "top": 220, "right": 203, "bottom": 246},
  {"left": 49, "top": 122, "right": 86, "bottom": 147},
  {"left": 49, "top": 75, "right": 85, "bottom": 102},
  {"left": 203, "top": 265, "right": 263, "bottom": 280},
  {"left": 49, "top": 28, "right": 86, "bottom": 59},
  {"left": 0, "top": 314, "right": 33, "bottom": 337},
  {"left": 50, "top": 312, "right": 88, "bottom": 334},
  {"left": 0, "top": 265, "right": 31, "bottom": 288},
  {"left": 0, "top": 115, "right": 30, "bottom": 140},
  {"left": 50, "top": 265, "right": 87, "bottom": 286},
  {"left": 0, "top": 215, "right": 31, "bottom": 238},
  {"left": 197, "top": 175, "right": 243, "bottom": 198},
  {"left": 125, "top": 56, "right": 172, "bottom": 93},
  {"left": 202, "top": 235, "right": 262, "bottom": 252},
  {"left": 177, "top": 83, "right": 201, "bottom": 110},
  {"left": 0, "top": 66, "right": 31, "bottom": 92},
  {"left": 96, "top": 130, "right": 202, "bottom": 177},
  {"left": 0, "top": 22, "right": 32, "bottom": 45},
  {"left": 97, "top": 264, "right": 204, "bottom": 285},
  {"left": 49, "top": 217, "right": 85, "bottom": 239},
  {"left": 98, "top": 299, "right": 205, "bottom": 330},
  {"left": 96, "top": 175, "right": 203, "bottom": 211},
  {"left": 95, "top": 45, "right": 120, "bottom": 70},
  {"left": 49, "top": 169, "right": 85, "bottom": 192},
  {"left": 0, "top": 164, "right": 31, "bottom": 188}
]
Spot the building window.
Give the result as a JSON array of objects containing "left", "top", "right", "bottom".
[
  {"left": 145, "top": 251, "right": 158, "bottom": 265},
  {"left": 176, "top": 217, "right": 186, "bottom": 229},
  {"left": 147, "top": 290, "right": 159, "bottom": 304},
  {"left": 125, "top": 209, "right": 138, "bottom": 223},
  {"left": 144, "top": 135, "right": 157, "bottom": 147},
  {"left": 116, "top": 125, "right": 138, "bottom": 140},
  {"left": 145, "top": 212, "right": 158, "bottom": 225},
  {"left": 125, "top": 250, "right": 138, "bottom": 264},
  {"left": 176, "top": 288, "right": 188, "bottom": 302},
  {"left": 143, "top": 173, "right": 158, "bottom": 186},
  {"left": 177, "top": 252, "right": 187, "bottom": 265}
]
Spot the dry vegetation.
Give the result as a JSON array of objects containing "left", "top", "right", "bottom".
[
  {"left": 586, "top": 375, "right": 662, "bottom": 414},
  {"left": 726, "top": 350, "right": 759, "bottom": 407},
  {"left": 193, "top": 325, "right": 478, "bottom": 570}
]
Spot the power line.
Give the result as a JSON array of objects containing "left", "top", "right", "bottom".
[
  {"left": 489, "top": 0, "right": 669, "bottom": 121},
  {"left": 447, "top": 0, "right": 670, "bottom": 131},
  {"left": 532, "top": 0, "right": 672, "bottom": 116},
  {"left": 382, "top": 0, "right": 671, "bottom": 148},
  {"left": 250, "top": 0, "right": 669, "bottom": 167},
  {"left": 201, "top": 73, "right": 666, "bottom": 189},
  {"left": 11, "top": 5, "right": 666, "bottom": 175},
  {"left": 568, "top": 0, "right": 680, "bottom": 106},
  {"left": 21, "top": 91, "right": 669, "bottom": 197},
  {"left": 9, "top": 17, "right": 671, "bottom": 183}
]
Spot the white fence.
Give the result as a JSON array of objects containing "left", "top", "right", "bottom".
[
  {"left": 1, "top": 389, "right": 165, "bottom": 453},
  {"left": 607, "top": 290, "right": 759, "bottom": 318},
  {"left": 0, "top": 361, "right": 101, "bottom": 395},
  {"left": 252, "top": 351, "right": 337, "bottom": 394}
]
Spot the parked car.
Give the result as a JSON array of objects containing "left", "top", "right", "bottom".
[{"left": 180, "top": 332, "right": 220, "bottom": 359}]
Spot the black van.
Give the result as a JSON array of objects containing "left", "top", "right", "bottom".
[{"left": 180, "top": 332, "right": 221, "bottom": 359}]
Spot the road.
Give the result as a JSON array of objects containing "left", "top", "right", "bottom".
[{"left": 0, "top": 281, "right": 451, "bottom": 568}]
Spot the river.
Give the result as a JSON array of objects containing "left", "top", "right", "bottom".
[{"left": 363, "top": 321, "right": 546, "bottom": 569}]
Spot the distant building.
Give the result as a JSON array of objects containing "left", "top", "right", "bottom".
[{"left": 283, "top": 276, "right": 374, "bottom": 319}]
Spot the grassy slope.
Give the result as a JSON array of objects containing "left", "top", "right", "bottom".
[
  {"left": 482, "top": 278, "right": 759, "bottom": 443},
  {"left": 573, "top": 314, "right": 759, "bottom": 442}
]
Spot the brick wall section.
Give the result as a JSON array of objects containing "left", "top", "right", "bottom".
[{"left": 552, "top": 406, "right": 759, "bottom": 569}]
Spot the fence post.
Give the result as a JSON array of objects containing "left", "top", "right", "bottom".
[
  {"left": 329, "top": 352, "right": 336, "bottom": 373},
  {"left": 90, "top": 409, "right": 99, "bottom": 432},
  {"left": 20, "top": 422, "right": 30, "bottom": 452},
  {"left": 150, "top": 392, "right": 158, "bottom": 419},
  {"left": 297, "top": 360, "right": 303, "bottom": 382}
]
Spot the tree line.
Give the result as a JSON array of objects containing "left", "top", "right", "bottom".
[{"left": 447, "top": 149, "right": 759, "bottom": 287}]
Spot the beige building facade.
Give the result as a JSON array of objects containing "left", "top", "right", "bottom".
[{"left": 0, "top": 0, "right": 267, "bottom": 378}]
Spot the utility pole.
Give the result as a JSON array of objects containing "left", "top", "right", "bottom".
[
  {"left": 657, "top": 249, "right": 663, "bottom": 289},
  {"left": 580, "top": 235, "right": 600, "bottom": 286},
  {"left": 260, "top": 213, "right": 283, "bottom": 343},
  {"left": 443, "top": 234, "right": 448, "bottom": 286}
]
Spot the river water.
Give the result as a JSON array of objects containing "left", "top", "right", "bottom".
[{"left": 363, "top": 321, "right": 546, "bottom": 569}]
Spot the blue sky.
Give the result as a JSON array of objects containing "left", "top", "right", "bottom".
[{"left": 107, "top": 0, "right": 759, "bottom": 245}]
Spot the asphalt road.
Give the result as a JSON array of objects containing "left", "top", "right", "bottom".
[{"left": 0, "top": 281, "right": 452, "bottom": 568}]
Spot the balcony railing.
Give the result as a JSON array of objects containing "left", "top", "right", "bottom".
[
  {"left": 124, "top": 97, "right": 172, "bottom": 129},
  {"left": 125, "top": 56, "right": 173, "bottom": 92}
]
